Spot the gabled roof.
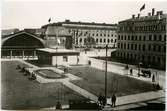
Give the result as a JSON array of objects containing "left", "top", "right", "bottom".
[{"left": 1, "top": 30, "right": 45, "bottom": 46}]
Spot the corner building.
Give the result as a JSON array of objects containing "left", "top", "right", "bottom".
[{"left": 116, "top": 11, "right": 166, "bottom": 69}]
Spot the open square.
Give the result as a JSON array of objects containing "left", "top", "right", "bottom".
[{"left": 68, "top": 66, "right": 156, "bottom": 97}]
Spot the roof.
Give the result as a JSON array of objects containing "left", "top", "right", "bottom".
[
  {"left": 1, "top": 30, "right": 45, "bottom": 46},
  {"left": 2, "top": 28, "right": 19, "bottom": 36},
  {"left": 37, "top": 48, "right": 80, "bottom": 55},
  {"left": 37, "top": 48, "right": 79, "bottom": 53},
  {"left": 41, "top": 20, "right": 117, "bottom": 29},
  {"left": 119, "top": 13, "right": 167, "bottom": 23}
]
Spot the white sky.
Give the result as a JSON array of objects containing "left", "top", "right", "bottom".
[{"left": 1, "top": 0, "right": 167, "bottom": 30}]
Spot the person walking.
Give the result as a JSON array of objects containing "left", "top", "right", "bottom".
[
  {"left": 56, "top": 101, "right": 62, "bottom": 109},
  {"left": 98, "top": 93, "right": 103, "bottom": 106},
  {"left": 130, "top": 68, "right": 133, "bottom": 76},
  {"left": 152, "top": 74, "right": 155, "bottom": 82},
  {"left": 111, "top": 94, "right": 116, "bottom": 107}
]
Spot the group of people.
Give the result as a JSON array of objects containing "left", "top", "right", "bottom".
[
  {"left": 16, "top": 65, "right": 36, "bottom": 80},
  {"left": 98, "top": 94, "right": 106, "bottom": 107},
  {"left": 98, "top": 93, "right": 117, "bottom": 108}
]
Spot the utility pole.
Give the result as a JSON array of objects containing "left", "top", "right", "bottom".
[{"left": 105, "top": 44, "right": 108, "bottom": 103}]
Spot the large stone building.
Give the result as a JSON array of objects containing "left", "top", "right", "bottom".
[
  {"left": 42, "top": 20, "right": 117, "bottom": 48},
  {"left": 116, "top": 10, "right": 166, "bottom": 69}
]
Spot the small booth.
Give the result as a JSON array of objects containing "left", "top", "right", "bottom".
[{"left": 36, "top": 48, "right": 80, "bottom": 66}]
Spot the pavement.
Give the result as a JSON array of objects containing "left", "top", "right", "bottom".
[{"left": 1, "top": 58, "right": 165, "bottom": 110}]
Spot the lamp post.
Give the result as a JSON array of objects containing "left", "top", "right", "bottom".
[
  {"left": 56, "top": 47, "right": 58, "bottom": 68},
  {"left": 105, "top": 44, "right": 108, "bottom": 104}
]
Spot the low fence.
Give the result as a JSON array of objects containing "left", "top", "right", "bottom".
[{"left": 87, "top": 58, "right": 128, "bottom": 75}]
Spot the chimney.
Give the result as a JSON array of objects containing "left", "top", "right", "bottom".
[
  {"left": 148, "top": 13, "right": 151, "bottom": 16},
  {"left": 65, "top": 19, "right": 70, "bottom": 22},
  {"left": 152, "top": 8, "right": 155, "bottom": 16},
  {"left": 138, "top": 14, "right": 140, "bottom": 18},
  {"left": 132, "top": 14, "right": 135, "bottom": 19},
  {"left": 157, "top": 11, "right": 163, "bottom": 15}
]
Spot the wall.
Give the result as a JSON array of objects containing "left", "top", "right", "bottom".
[
  {"left": 52, "top": 55, "right": 79, "bottom": 66},
  {"left": 87, "top": 57, "right": 126, "bottom": 75}
]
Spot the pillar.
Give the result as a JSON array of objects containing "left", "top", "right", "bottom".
[
  {"left": 22, "top": 50, "right": 24, "bottom": 59},
  {"left": 77, "top": 55, "right": 79, "bottom": 64},
  {"left": 34, "top": 50, "right": 36, "bottom": 59},
  {"left": 10, "top": 50, "right": 12, "bottom": 59}
]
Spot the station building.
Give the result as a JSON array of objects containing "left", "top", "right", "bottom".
[
  {"left": 42, "top": 20, "right": 117, "bottom": 48},
  {"left": 1, "top": 31, "right": 45, "bottom": 59},
  {"left": 116, "top": 9, "right": 166, "bottom": 69}
]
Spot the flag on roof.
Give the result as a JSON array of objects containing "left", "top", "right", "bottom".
[
  {"left": 48, "top": 18, "right": 51, "bottom": 23},
  {"left": 140, "top": 4, "right": 145, "bottom": 12}
]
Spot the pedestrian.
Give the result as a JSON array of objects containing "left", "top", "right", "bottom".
[
  {"left": 98, "top": 93, "right": 103, "bottom": 105},
  {"left": 56, "top": 101, "right": 62, "bottom": 109},
  {"left": 125, "top": 64, "right": 129, "bottom": 69},
  {"left": 102, "top": 96, "right": 106, "bottom": 106},
  {"left": 111, "top": 94, "right": 116, "bottom": 107},
  {"left": 130, "top": 68, "right": 133, "bottom": 76},
  {"left": 152, "top": 74, "right": 155, "bottom": 82}
]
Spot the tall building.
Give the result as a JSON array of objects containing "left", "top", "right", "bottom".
[
  {"left": 42, "top": 20, "right": 117, "bottom": 48},
  {"left": 116, "top": 10, "right": 166, "bottom": 69}
]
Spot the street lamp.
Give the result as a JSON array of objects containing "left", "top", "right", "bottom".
[
  {"left": 105, "top": 44, "right": 108, "bottom": 105},
  {"left": 56, "top": 47, "right": 58, "bottom": 68}
]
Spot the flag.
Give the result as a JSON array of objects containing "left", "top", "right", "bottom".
[
  {"left": 140, "top": 4, "right": 145, "bottom": 12},
  {"left": 48, "top": 18, "right": 51, "bottom": 23}
]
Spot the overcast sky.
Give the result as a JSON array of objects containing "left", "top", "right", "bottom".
[{"left": 1, "top": 0, "right": 167, "bottom": 30}]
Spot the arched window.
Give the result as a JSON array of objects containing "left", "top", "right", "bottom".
[
  {"left": 100, "top": 38, "right": 102, "bottom": 43},
  {"left": 79, "top": 38, "right": 82, "bottom": 43},
  {"left": 124, "top": 43, "right": 126, "bottom": 49},
  {"left": 104, "top": 39, "right": 106, "bottom": 43},
  {"left": 124, "top": 35, "right": 126, "bottom": 40},
  {"left": 143, "top": 44, "right": 145, "bottom": 51},
  {"left": 159, "top": 35, "right": 162, "bottom": 41},
  {"left": 84, "top": 38, "right": 86, "bottom": 43},
  {"left": 96, "top": 38, "right": 98, "bottom": 43},
  {"left": 108, "top": 39, "right": 110, "bottom": 43},
  {"left": 154, "top": 35, "right": 157, "bottom": 41}
]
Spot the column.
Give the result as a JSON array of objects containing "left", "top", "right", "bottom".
[
  {"left": 22, "top": 50, "right": 24, "bottom": 59},
  {"left": 33, "top": 50, "right": 36, "bottom": 59},
  {"left": 77, "top": 55, "right": 79, "bottom": 64},
  {"left": 10, "top": 50, "right": 12, "bottom": 59}
]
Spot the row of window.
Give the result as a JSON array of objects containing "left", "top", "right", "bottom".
[
  {"left": 118, "top": 34, "right": 166, "bottom": 41},
  {"left": 118, "top": 43, "right": 166, "bottom": 52},
  {"left": 79, "top": 38, "right": 116, "bottom": 44},
  {"left": 69, "top": 29, "right": 115, "bottom": 34},
  {"left": 73, "top": 32, "right": 117, "bottom": 37},
  {"left": 119, "top": 24, "right": 166, "bottom": 32},
  {"left": 117, "top": 52, "right": 164, "bottom": 63},
  {"left": 69, "top": 29, "right": 117, "bottom": 37}
]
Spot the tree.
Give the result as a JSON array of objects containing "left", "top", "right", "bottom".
[{"left": 84, "top": 35, "right": 96, "bottom": 48}]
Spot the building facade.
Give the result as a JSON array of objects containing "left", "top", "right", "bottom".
[
  {"left": 37, "top": 48, "right": 80, "bottom": 66},
  {"left": 1, "top": 31, "right": 45, "bottom": 59},
  {"left": 116, "top": 10, "right": 166, "bottom": 69},
  {"left": 42, "top": 20, "right": 117, "bottom": 48}
]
